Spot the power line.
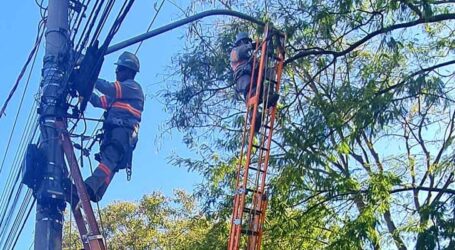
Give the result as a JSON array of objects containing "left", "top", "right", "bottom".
[
  {"left": 2, "top": 0, "right": 139, "bottom": 247},
  {"left": 70, "top": 0, "right": 91, "bottom": 42},
  {"left": 90, "top": 0, "right": 116, "bottom": 46},
  {"left": 0, "top": 26, "right": 43, "bottom": 173},
  {"left": 134, "top": 0, "right": 165, "bottom": 55},
  {"left": 0, "top": 184, "right": 26, "bottom": 247},
  {"left": 35, "top": 0, "right": 47, "bottom": 18},
  {"left": 0, "top": 1, "right": 95, "bottom": 246},
  {"left": 0, "top": 123, "right": 38, "bottom": 232},
  {"left": 75, "top": 0, "right": 105, "bottom": 52},
  {"left": 10, "top": 198, "right": 35, "bottom": 250},
  {"left": 0, "top": 20, "right": 43, "bottom": 225},
  {"left": 0, "top": 189, "right": 35, "bottom": 250},
  {"left": 0, "top": 24, "right": 44, "bottom": 231},
  {"left": 0, "top": 117, "right": 39, "bottom": 238},
  {"left": 0, "top": 19, "right": 45, "bottom": 119}
]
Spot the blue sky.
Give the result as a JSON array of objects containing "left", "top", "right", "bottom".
[{"left": 0, "top": 0, "right": 205, "bottom": 248}]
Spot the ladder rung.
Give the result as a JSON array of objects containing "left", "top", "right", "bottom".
[
  {"left": 244, "top": 207, "right": 262, "bottom": 215},
  {"left": 251, "top": 157, "right": 266, "bottom": 164},
  {"left": 246, "top": 188, "right": 262, "bottom": 194},
  {"left": 271, "top": 55, "right": 282, "bottom": 61},
  {"left": 241, "top": 229, "right": 259, "bottom": 236},
  {"left": 248, "top": 166, "right": 265, "bottom": 173},
  {"left": 252, "top": 144, "right": 269, "bottom": 151},
  {"left": 268, "top": 78, "right": 278, "bottom": 84}
]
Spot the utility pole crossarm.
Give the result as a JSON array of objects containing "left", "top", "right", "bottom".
[{"left": 106, "top": 9, "right": 265, "bottom": 55}]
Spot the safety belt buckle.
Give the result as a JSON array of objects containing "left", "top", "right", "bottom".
[{"left": 126, "top": 166, "right": 132, "bottom": 181}]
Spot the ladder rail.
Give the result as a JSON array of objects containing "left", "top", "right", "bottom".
[
  {"left": 228, "top": 38, "right": 262, "bottom": 249},
  {"left": 228, "top": 25, "right": 286, "bottom": 250},
  {"left": 253, "top": 33, "right": 286, "bottom": 250},
  {"left": 232, "top": 25, "right": 271, "bottom": 249},
  {"left": 246, "top": 36, "right": 279, "bottom": 250},
  {"left": 71, "top": 205, "right": 91, "bottom": 250},
  {"left": 59, "top": 121, "right": 106, "bottom": 250}
]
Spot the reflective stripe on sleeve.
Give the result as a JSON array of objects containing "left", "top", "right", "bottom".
[
  {"left": 100, "top": 96, "right": 108, "bottom": 109},
  {"left": 114, "top": 81, "right": 122, "bottom": 99}
]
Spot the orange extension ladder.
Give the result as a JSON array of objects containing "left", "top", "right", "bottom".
[
  {"left": 228, "top": 24, "right": 286, "bottom": 250},
  {"left": 57, "top": 121, "right": 107, "bottom": 250}
]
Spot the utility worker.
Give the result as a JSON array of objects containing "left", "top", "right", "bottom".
[
  {"left": 84, "top": 51, "right": 144, "bottom": 202},
  {"left": 230, "top": 32, "right": 279, "bottom": 132}
]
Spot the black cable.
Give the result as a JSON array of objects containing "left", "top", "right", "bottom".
[
  {"left": 106, "top": 0, "right": 132, "bottom": 39},
  {"left": 0, "top": 113, "right": 38, "bottom": 230},
  {"left": 0, "top": 23, "right": 42, "bottom": 226},
  {"left": 1, "top": 189, "right": 33, "bottom": 250},
  {"left": 0, "top": 174, "right": 22, "bottom": 232},
  {"left": 70, "top": 0, "right": 91, "bottom": 42},
  {"left": 0, "top": 22, "right": 43, "bottom": 219},
  {"left": 2, "top": 130, "right": 36, "bottom": 249},
  {"left": 74, "top": 0, "right": 97, "bottom": 51},
  {"left": 69, "top": 0, "right": 89, "bottom": 32},
  {"left": 2, "top": 190, "right": 31, "bottom": 249},
  {"left": 0, "top": 19, "right": 44, "bottom": 119},
  {"left": 10, "top": 198, "right": 35, "bottom": 250},
  {"left": 90, "top": 0, "right": 116, "bottom": 46},
  {"left": 75, "top": 0, "right": 104, "bottom": 52},
  {"left": 100, "top": 0, "right": 135, "bottom": 51},
  {"left": 0, "top": 1, "right": 124, "bottom": 247},
  {"left": 0, "top": 184, "right": 25, "bottom": 246},
  {"left": 0, "top": 19, "right": 43, "bottom": 174},
  {"left": 35, "top": 0, "right": 47, "bottom": 18},
  {"left": 3, "top": 0, "right": 135, "bottom": 246},
  {"left": 0, "top": 119, "right": 38, "bottom": 227}
]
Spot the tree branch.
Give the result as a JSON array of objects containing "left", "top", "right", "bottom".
[{"left": 285, "top": 14, "right": 455, "bottom": 64}]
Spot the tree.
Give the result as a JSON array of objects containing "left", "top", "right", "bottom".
[
  {"left": 63, "top": 190, "right": 228, "bottom": 249},
  {"left": 162, "top": 1, "right": 455, "bottom": 249}
]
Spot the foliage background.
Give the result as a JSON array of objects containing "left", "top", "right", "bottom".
[{"left": 66, "top": 1, "right": 455, "bottom": 249}]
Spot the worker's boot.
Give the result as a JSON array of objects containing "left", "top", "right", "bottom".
[{"left": 84, "top": 177, "right": 107, "bottom": 202}]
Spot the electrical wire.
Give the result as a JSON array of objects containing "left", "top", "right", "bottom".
[
  {"left": 0, "top": 106, "right": 37, "bottom": 226},
  {"left": 0, "top": 19, "right": 45, "bottom": 119},
  {"left": 0, "top": 189, "right": 35, "bottom": 250},
  {"left": 35, "top": 0, "right": 47, "bottom": 18},
  {"left": 0, "top": 101, "right": 39, "bottom": 224},
  {"left": 70, "top": 0, "right": 90, "bottom": 42},
  {"left": 0, "top": 23, "right": 42, "bottom": 236},
  {"left": 1, "top": 0, "right": 139, "bottom": 247},
  {"left": 0, "top": 127, "right": 38, "bottom": 247},
  {"left": 0, "top": 188, "right": 32, "bottom": 249},
  {"left": 9, "top": 198, "right": 35, "bottom": 250},
  {"left": 0, "top": 1, "right": 94, "bottom": 246},
  {"left": 90, "top": 0, "right": 116, "bottom": 46},
  {"left": 0, "top": 19, "right": 43, "bottom": 224},
  {"left": 75, "top": 0, "right": 104, "bottom": 52},
  {"left": 134, "top": 0, "right": 165, "bottom": 55}
]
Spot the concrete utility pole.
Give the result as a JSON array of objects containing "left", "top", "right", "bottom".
[{"left": 35, "top": 0, "right": 69, "bottom": 249}]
